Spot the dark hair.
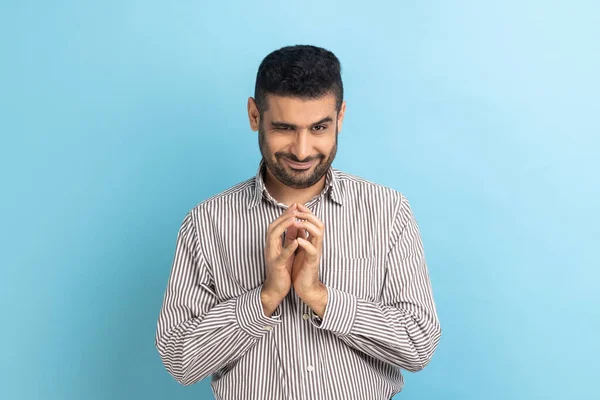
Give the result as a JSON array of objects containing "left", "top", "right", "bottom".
[{"left": 254, "top": 45, "right": 343, "bottom": 116}]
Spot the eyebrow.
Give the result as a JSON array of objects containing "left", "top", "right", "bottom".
[{"left": 270, "top": 116, "right": 333, "bottom": 129}]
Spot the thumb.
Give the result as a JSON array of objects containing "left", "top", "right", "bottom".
[{"left": 280, "top": 239, "right": 298, "bottom": 261}]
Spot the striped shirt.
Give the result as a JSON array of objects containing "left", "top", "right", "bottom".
[{"left": 155, "top": 158, "right": 442, "bottom": 400}]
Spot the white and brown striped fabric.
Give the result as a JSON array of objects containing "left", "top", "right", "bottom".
[{"left": 155, "top": 158, "right": 442, "bottom": 400}]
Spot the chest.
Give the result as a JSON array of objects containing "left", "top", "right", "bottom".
[{"left": 201, "top": 201, "right": 391, "bottom": 303}]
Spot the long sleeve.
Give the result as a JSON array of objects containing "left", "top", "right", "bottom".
[
  {"left": 154, "top": 211, "right": 282, "bottom": 385},
  {"left": 310, "top": 195, "right": 442, "bottom": 372}
]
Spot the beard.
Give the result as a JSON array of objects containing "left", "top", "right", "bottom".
[{"left": 258, "top": 121, "right": 338, "bottom": 190}]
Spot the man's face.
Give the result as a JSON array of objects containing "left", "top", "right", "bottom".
[{"left": 256, "top": 93, "right": 343, "bottom": 189}]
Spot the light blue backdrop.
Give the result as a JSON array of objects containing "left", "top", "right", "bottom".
[{"left": 1, "top": 1, "right": 598, "bottom": 399}]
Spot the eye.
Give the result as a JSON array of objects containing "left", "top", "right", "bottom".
[{"left": 312, "top": 125, "right": 327, "bottom": 131}]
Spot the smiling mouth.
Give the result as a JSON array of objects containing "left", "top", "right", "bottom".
[{"left": 283, "top": 158, "right": 316, "bottom": 170}]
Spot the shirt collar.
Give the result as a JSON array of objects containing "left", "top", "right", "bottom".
[{"left": 248, "top": 158, "right": 344, "bottom": 209}]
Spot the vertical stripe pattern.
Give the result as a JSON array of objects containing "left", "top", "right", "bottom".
[{"left": 155, "top": 159, "right": 442, "bottom": 400}]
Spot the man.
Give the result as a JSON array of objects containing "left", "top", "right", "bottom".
[{"left": 155, "top": 44, "right": 442, "bottom": 400}]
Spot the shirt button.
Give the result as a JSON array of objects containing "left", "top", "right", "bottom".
[
  {"left": 302, "top": 313, "right": 309, "bottom": 320},
  {"left": 306, "top": 365, "right": 314, "bottom": 372},
  {"left": 263, "top": 326, "right": 272, "bottom": 331}
]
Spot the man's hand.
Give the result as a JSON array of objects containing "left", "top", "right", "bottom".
[
  {"left": 291, "top": 203, "right": 328, "bottom": 316},
  {"left": 261, "top": 203, "right": 300, "bottom": 316}
]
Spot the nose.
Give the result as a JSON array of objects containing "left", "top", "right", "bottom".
[{"left": 291, "top": 130, "right": 310, "bottom": 161}]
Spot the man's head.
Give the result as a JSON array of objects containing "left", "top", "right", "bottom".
[{"left": 248, "top": 45, "right": 346, "bottom": 189}]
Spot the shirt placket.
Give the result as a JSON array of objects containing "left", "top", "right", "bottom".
[
  {"left": 297, "top": 196, "right": 325, "bottom": 400},
  {"left": 271, "top": 199, "right": 301, "bottom": 400},
  {"left": 263, "top": 186, "right": 329, "bottom": 400}
]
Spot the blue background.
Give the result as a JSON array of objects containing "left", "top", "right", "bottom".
[{"left": 1, "top": 1, "right": 598, "bottom": 399}]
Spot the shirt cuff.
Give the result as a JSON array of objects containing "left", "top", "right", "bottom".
[
  {"left": 235, "top": 285, "right": 282, "bottom": 338},
  {"left": 309, "top": 284, "right": 357, "bottom": 336}
]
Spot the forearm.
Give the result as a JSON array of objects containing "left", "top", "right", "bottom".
[
  {"left": 260, "top": 287, "right": 285, "bottom": 317},
  {"left": 155, "top": 285, "right": 281, "bottom": 385},
  {"left": 344, "top": 296, "right": 440, "bottom": 372},
  {"left": 308, "top": 285, "right": 441, "bottom": 372},
  {"left": 300, "top": 283, "right": 328, "bottom": 317}
]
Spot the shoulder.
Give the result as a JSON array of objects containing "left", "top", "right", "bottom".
[
  {"left": 334, "top": 167, "right": 419, "bottom": 229},
  {"left": 184, "top": 176, "right": 256, "bottom": 221},
  {"left": 334, "top": 167, "right": 405, "bottom": 208}
]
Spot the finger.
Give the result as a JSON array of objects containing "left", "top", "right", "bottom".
[
  {"left": 284, "top": 224, "right": 299, "bottom": 247},
  {"left": 296, "top": 203, "right": 310, "bottom": 212},
  {"left": 293, "top": 219, "right": 319, "bottom": 236},
  {"left": 269, "top": 216, "right": 297, "bottom": 240},
  {"left": 295, "top": 203, "right": 322, "bottom": 223},
  {"left": 297, "top": 227, "right": 308, "bottom": 240},
  {"left": 268, "top": 205, "right": 298, "bottom": 237},
  {"left": 265, "top": 203, "right": 299, "bottom": 253},
  {"left": 296, "top": 237, "right": 318, "bottom": 257},
  {"left": 278, "top": 239, "right": 298, "bottom": 263},
  {"left": 293, "top": 210, "right": 324, "bottom": 230},
  {"left": 267, "top": 216, "right": 298, "bottom": 257},
  {"left": 293, "top": 220, "right": 322, "bottom": 246}
]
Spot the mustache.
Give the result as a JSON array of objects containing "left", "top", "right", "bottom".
[{"left": 277, "top": 154, "right": 322, "bottom": 163}]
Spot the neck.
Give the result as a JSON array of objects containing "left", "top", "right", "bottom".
[{"left": 263, "top": 166, "right": 327, "bottom": 207}]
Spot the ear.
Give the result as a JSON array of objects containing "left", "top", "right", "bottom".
[
  {"left": 247, "top": 97, "right": 260, "bottom": 131},
  {"left": 336, "top": 100, "right": 346, "bottom": 133}
]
